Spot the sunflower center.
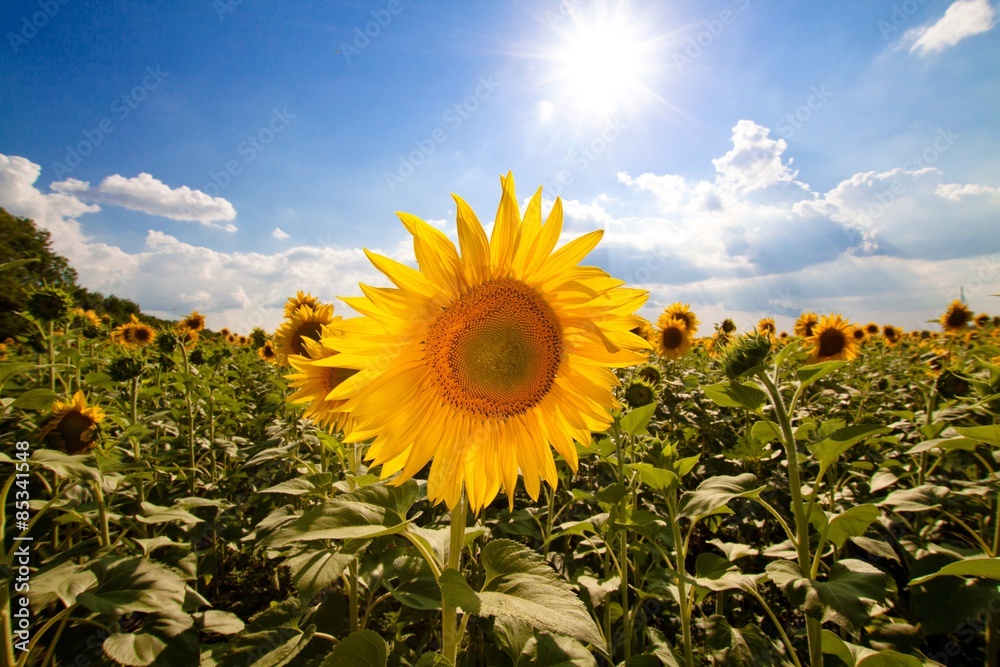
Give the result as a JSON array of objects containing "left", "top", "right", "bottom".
[
  {"left": 817, "top": 328, "right": 846, "bottom": 357},
  {"left": 946, "top": 309, "right": 969, "bottom": 328},
  {"left": 323, "top": 366, "right": 358, "bottom": 393},
  {"left": 425, "top": 277, "right": 562, "bottom": 420},
  {"left": 293, "top": 322, "right": 324, "bottom": 356},
  {"left": 134, "top": 327, "right": 151, "bottom": 343},
  {"left": 661, "top": 326, "right": 684, "bottom": 350}
]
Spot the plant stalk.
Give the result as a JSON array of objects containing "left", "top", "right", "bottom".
[{"left": 441, "top": 493, "right": 467, "bottom": 664}]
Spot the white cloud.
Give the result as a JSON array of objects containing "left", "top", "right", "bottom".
[
  {"left": 907, "top": 0, "right": 997, "bottom": 55},
  {"left": 272, "top": 227, "right": 290, "bottom": 239},
  {"left": 51, "top": 172, "right": 238, "bottom": 230},
  {"left": 710, "top": 120, "right": 804, "bottom": 193}
]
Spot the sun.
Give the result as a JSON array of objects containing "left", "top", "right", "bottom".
[{"left": 544, "top": 6, "right": 662, "bottom": 119}]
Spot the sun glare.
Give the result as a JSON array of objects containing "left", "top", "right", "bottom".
[{"left": 546, "top": 6, "right": 661, "bottom": 119}]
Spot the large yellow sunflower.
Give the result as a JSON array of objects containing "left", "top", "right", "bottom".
[
  {"left": 39, "top": 391, "right": 105, "bottom": 454},
  {"left": 806, "top": 314, "right": 859, "bottom": 363},
  {"left": 273, "top": 304, "right": 336, "bottom": 366},
  {"left": 654, "top": 314, "right": 692, "bottom": 361},
  {"left": 661, "top": 302, "right": 699, "bottom": 337},
  {"left": 939, "top": 299, "right": 972, "bottom": 333},
  {"left": 793, "top": 312, "right": 819, "bottom": 338},
  {"left": 301, "top": 173, "right": 648, "bottom": 511}
]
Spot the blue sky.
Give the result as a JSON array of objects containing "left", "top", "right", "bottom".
[{"left": 1, "top": 0, "right": 999, "bottom": 333}]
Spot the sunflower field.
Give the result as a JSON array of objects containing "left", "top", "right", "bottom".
[{"left": 3, "top": 176, "right": 1000, "bottom": 667}]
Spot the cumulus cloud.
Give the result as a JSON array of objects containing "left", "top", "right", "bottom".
[
  {"left": 907, "top": 0, "right": 997, "bottom": 55},
  {"left": 272, "top": 227, "right": 290, "bottom": 239},
  {"left": 51, "top": 172, "right": 237, "bottom": 230},
  {"left": 710, "top": 120, "right": 804, "bottom": 193}
]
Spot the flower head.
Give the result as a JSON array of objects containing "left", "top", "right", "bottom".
[
  {"left": 940, "top": 299, "right": 972, "bottom": 333},
  {"left": 806, "top": 314, "right": 859, "bottom": 363},
  {"left": 39, "top": 391, "right": 105, "bottom": 454},
  {"left": 295, "top": 173, "right": 648, "bottom": 511},
  {"left": 794, "top": 312, "right": 819, "bottom": 338},
  {"left": 655, "top": 314, "right": 692, "bottom": 361}
]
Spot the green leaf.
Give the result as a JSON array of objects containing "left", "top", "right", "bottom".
[
  {"left": 320, "top": 629, "right": 388, "bottom": 667},
  {"left": 910, "top": 557, "right": 1000, "bottom": 585},
  {"left": 267, "top": 481, "right": 418, "bottom": 546},
  {"left": 704, "top": 616, "right": 772, "bottom": 666},
  {"left": 678, "top": 474, "right": 764, "bottom": 521},
  {"left": 440, "top": 540, "right": 605, "bottom": 648},
  {"left": 596, "top": 483, "right": 628, "bottom": 506},
  {"left": 76, "top": 557, "right": 188, "bottom": 616},
  {"left": 385, "top": 555, "right": 441, "bottom": 610},
  {"left": 820, "top": 631, "right": 924, "bottom": 667},
  {"left": 796, "top": 360, "right": 847, "bottom": 387},
  {"left": 198, "top": 610, "right": 245, "bottom": 636},
  {"left": 878, "top": 485, "right": 948, "bottom": 512},
  {"left": 29, "top": 449, "right": 102, "bottom": 480},
  {"left": 219, "top": 599, "right": 315, "bottom": 667},
  {"left": 954, "top": 425, "right": 1000, "bottom": 446},
  {"left": 136, "top": 502, "right": 203, "bottom": 526},
  {"left": 259, "top": 472, "right": 335, "bottom": 496},
  {"left": 102, "top": 610, "right": 199, "bottom": 667},
  {"left": 0, "top": 258, "right": 38, "bottom": 272},
  {"left": 750, "top": 420, "right": 781, "bottom": 443},
  {"left": 284, "top": 547, "right": 359, "bottom": 601},
  {"left": 11, "top": 388, "right": 58, "bottom": 410},
  {"left": 702, "top": 382, "right": 766, "bottom": 412},
  {"left": 414, "top": 653, "right": 454, "bottom": 667},
  {"left": 823, "top": 504, "right": 881, "bottom": 549},
  {"left": 811, "top": 559, "right": 888, "bottom": 633},
  {"left": 628, "top": 463, "right": 677, "bottom": 492},
  {"left": 516, "top": 632, "right": 598, "bottom": 667},
  {"left": 494, "top": 617, "right": 536, "bottom": 662},
  {"left": 808, "top": 425, "right": 888, "bottom": 475},
  {"left": 620, "top": 402, "right": 657, "bottom": 436}
]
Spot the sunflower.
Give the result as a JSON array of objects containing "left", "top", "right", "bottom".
[
  {"left": 793, "top": 312, "right": 819, "bottom": 338},
  {"left": 218, "top": 327, "right": 231, "bottom": 338},
  {"left": 0, "top": 342, "right": 7, "bottom": 361},
  {"left": 630, "top": 317, "right": 655, "bottom": 345},
  {"left": 865, "top": 322, "right": 880, "bottom": 336},
  {"left": 179, "top": 311, "right": 206, "bottom": 332},
  {"left": 179, "top": 327, "right": 200, "bottom": 349},
  {"left": 226, "top": 333, "right": 238, "bottom": 344},
  {"left": 939, "top": 299, "right": 972, "bottom": 332},
  {"left": 299, "top": 173, "right": 649, "bottom": 511},
  {"left": 636, "top": 363, "right": 662, "bottom": 385},
  {"left": 705, "top": 330, "right": 732, "bottom": 358},
  {"left": 655, "top": 314, "right": 693, "bottom": 361},
  {"left": 756, "top": 317, "right": 777, "bottom": 339},
  {"left": 882, "top": 324, "right": 901, "bottom": 345},
  {"left": 719, "top": 318, "right": 737, "bottom": 334},
  {"left": 975, "top": 314, "right": 990, "bottom": 328},
  {"left": 26, "top": 286, "right": 74, "bottom": 321},
  {"left": 237, "top": 335, "right": 249, "bottom": 346},
  {"left": 623, "top": 379, "right": 656, "bottom": 408},
  {"left": 661, "top": 302, "right": 699, "bottom": 337},
  {"left": 39, "top": 391, "right": 105, "bottom": 454},
  {"left": 284, "top": 291, "right": 322, "bottom": 318},
  {"left": 287, "top": 337, "right": 358, "bottom": 433},
  {"left": 258, "top": 341, "right": 278, "bottom": 363},
  {"left": 806, "top": 314, "right": 859, "bottom": 363},
  {"left": 73, "top": 308, "right": 102, "bottom": 329},
  {"left": 852, "top": 327, "right": 866, "bottom": 342},
  {"left": 274, "top": 304, "right": 336, "bottom": 366}
]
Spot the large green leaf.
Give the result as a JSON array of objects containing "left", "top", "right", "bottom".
[
  {"left": 136, "top": 502, "right": 203, "bottom": 526},
  {"left": 817, "top": 504, "right": 881, "bottom": 549},
  {"left": 516, "top": 632, "right": 597, "bottom": 667},
  {"left": 628, "top": 463, "right": 677, "bottom": 492},
  {"left": 820, "top": 630, "right": 923, "bottom": 667},
  {"left": 439, "top": 540, "right": 604, "bottom": 648},
  {"left": 219, "top": 598, "right": 315, "bottom": 667},
  {"left": 796, "top": 360, "right": 847, "bottom": 388},
  {"left": 810, "top": 559, "right": 888, "bottom": 633},
  {"left": 877, "top": 485, "right": 948, "bottom": 512},
  {"left": 953, "top": 424, "right": 1000, "bottom": 446},
  {"left": 678, "top": 474, "right": 764, "bottom": 521},
  {"left": 29, "top": 448, "right": 102, "bottom": 480},
  {"left": 103, "top": 610, "right": 198, "bottom": 667},
  {"left": 76, "top": 557, "right": 188, "bottom": 616},
  {"left": 267, "top": 481, "right": 418, "bottom": 546},
  {"left": 910, "top": 556, "right": 1000, "bottom": 585},
  {"left": 808, "top": 425, "right": 888, "bottom": 474},
  {"left": 320, "top": 629, "right": 387, "bottom": 667},
  {"left": 702, "top": 382, "right": 766, "bottom": 412},
  {"left": 11, "top": 388, "right": 58, "bottom": 411},
  {"left": 284, "top": 547, "right": 359, "bottom": 601},
  {"left": 259, "top": 473, "right": 335, "bottom": 496},
  {"left": 620, "top": 402, "right": 658, "bottom": 436},
  {"left": 704, "top": 615, "right": 772, "bottom": 666}
]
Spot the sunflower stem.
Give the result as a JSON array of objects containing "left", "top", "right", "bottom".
[
  {"left": 758, "top": 371, "right": 821, "bottom": 667},
  {"left": 442, "top": 492, "right": 467, "bottom": 664},
  {"left": 612, "top": 423, "right": 632, "bottom": 660},
  {"left": 47, "top": 320, "right": 56, "bottom": 393},
  {"left": 180, "top": 341, "right": 198, "bottom": 494},
  {"left": 667, "top": 493, "right": 694, "bottom": 667},
  {"left": 91, "top": 480, "right": 111, "bottom": 549}
]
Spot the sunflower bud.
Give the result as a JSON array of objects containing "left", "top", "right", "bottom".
[
  {"left": 26, "top": 286, "right": 74, "bottom": 322},
  {"left": 636, "top": 363, "right": 662, "bottom": 385},
  {"left": 107, "top": 354, "right": 144, "bottom": 382},
  {"left": 935, "top": 369, "right": 971, "bottom": 399},
  {"left": 623, "top": 379, "right": 656, "bottom": 408},
  {"left": 721, "top": 333, "right": 772, "bottom": 380}
]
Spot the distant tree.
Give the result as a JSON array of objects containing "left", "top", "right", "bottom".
[{"left": 0, "top": 207, "right": 78, "bottom": 339}]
